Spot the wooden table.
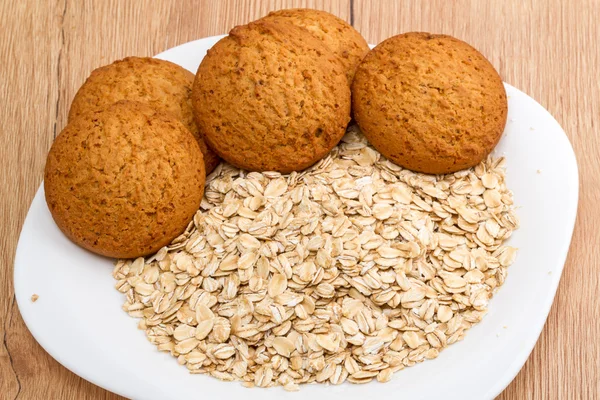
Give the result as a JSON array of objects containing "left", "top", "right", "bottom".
[{"left": 1, "top": 1, "right": 598, "bottom": 398}]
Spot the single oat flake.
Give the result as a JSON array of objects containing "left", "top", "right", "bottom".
[{"left": 113, "top": 125, "right": 519, "bottom": 389}]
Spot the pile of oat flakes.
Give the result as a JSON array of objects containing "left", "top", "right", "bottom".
[{"left": 113, "top": 125, "right": 518, "bottom": 391}]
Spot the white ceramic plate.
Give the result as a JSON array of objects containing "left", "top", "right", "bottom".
[{"left": 14, "top": 36, "right": 578, "bottom": 400}]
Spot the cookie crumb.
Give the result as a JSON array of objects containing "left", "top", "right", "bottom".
[
  {"left": 31, "top": 294, "right": 39, "bottom": 302},
  {"left": 529, "top": 127, "right": 535, "bottom": 131},
  {"left": 537, "top": 169, "right": 542, "bottom": 174},
  {"left": 503, "top": 325, "right": 507, "bottom": 329}
]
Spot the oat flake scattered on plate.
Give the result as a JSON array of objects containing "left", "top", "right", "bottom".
[{"left": 113, "top": 125, "right": 519, "bottom": 390}]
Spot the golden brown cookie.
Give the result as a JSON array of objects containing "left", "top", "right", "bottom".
[
  {"left": 69, "top": 57, "right": 220, "bottom": 174},
  {"left": 260, "top": 8, "right": 369, "bottom": 82},
  {"left": 45, "top": 101, "right": 205, "bottom": 259},
  {"left": 352, "top": 32, "right": 508, "bottom": 174},
  {"left": 192, "top": 20, "right": 351, "bottom": 173}
]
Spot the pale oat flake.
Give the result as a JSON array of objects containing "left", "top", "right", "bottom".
[{"left": 113, "top": 125, "right": 519, "bottom": 389}]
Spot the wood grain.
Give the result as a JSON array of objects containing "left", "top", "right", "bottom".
[{"left": 1, "top": 1, "right": 598, "bottom": 399}]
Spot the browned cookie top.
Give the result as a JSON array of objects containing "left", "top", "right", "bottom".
[
  {"left": 192, "top": 20, "right": 351, "bottom": 173},
  {"left": 45, "top": 101, "right": 205, "bottom": 259},
  {"left": 260, "top": 8, "right": 369, "bottom": 82},
  {"left": 69, "top": 57, "right": 220, "bottom": 174},
  {"left": 352, "top": 32, "right": 508, "bottom": 174}
]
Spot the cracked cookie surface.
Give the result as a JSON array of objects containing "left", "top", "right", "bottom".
[
  {"left": 69, "top": 57, "right": 220, "bottom": 174},
  {"left": 192, "top": 20, "right": 351, "bottom": 173},
  {"left": 260, "top": 8, "right": 369, "bottom": 83},
  {"left": 45, "top": 101, "right": 205, "bottom": 258},
  {"left": 352, "top": 32, "right": 507, "bottom": 174}
]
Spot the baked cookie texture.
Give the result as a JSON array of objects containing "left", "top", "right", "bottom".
[
  {"left": 45, "top": 101, "right": 206, "bottom": 259},
  {"left": 69, "top": 56, "right": 220, "bottom": 174},
  {"left": 260, "top": 8, "right": 369, "bottom": 82},
  {"left": 192, "top": 20, "right": 351, "bottom": 173},
  {"left": 352, "top": 32, "right": 508, "bottom": 174}
]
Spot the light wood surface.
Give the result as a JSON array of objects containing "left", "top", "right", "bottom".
[{"left": 1, "top": 1, "right": 598, "bottom": 399}]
